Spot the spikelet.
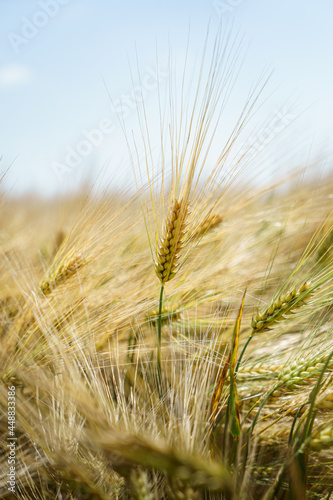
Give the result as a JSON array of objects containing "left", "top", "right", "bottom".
[
  {"left": 155, "top": 199, "right": 188, "bottom": 283},
  {"left": 193, "top": 213, "right": 223, "bottom": 239},
  {"left": 309, "top": 423, "right": 333, "bottom": 451},
  {"left": 166, "top": 478, "right": 200, "bottom": 499},
  {"left": 129, "top": 468, "right": 152, "bottom": 500},
  {"left": 318, "top": 389, "right": 333, "bottom": 410},
  {"left": 251, "top": 281, "right": 314, "bottom": 334},
  {"left": 39, "top": 254, "right": 83, "bottom": 295}
]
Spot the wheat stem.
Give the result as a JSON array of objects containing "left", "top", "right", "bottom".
[{"left": 157, "top": 284, "right": 164, "bottom": 396}]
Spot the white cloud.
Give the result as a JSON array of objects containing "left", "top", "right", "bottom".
[{"left": 0, "top": 63, "right": 33, "bottom": 87}]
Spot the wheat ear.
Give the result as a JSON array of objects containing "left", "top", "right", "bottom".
[
  {"left": 193, "top": 213, "right": 223, "bottom": 239},
  {"left": 236, "top": 282, "right": 314, "bottom": 373},
  {"left": 91, "top": 430, "right": 232, "bottom": 493},
  {"left": 251, "top": 281, "right": 314, "bottom": 334},
  {"left": 40, "top": 254, "right": 83, "bottom": 295},
  {"left": 155, "top": 199, "right": 188, "bottom": 283},
  {"left": 278, "top": 352, "right": 333, "bottom": 388}
]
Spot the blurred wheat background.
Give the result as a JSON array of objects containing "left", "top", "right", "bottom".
[{"left": 1, "top": 160, "right": 333, "bottom": 498}]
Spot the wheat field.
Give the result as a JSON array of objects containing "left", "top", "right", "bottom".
[{"left": 1, "top": 29, "right": 333, "bottom": 500}]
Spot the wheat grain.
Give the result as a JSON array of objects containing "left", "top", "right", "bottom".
[
  {"left": 318, "top": 388, "right": 333, "bottom": 409},
  {"left": 309, "top": 422, "right": 333, "bottom": 451}
]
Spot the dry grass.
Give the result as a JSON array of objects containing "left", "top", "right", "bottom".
[{"left": 0, "top": 174, "right": 332, "bottom": 499}]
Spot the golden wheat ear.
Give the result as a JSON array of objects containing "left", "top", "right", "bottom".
[
  {"left": 251, "top": 281, "right": 314, "bottom": 334},
  {"left": 39, "top": 254, "right": 83, "bottom": 295},
  {"left": 193, "top": 213, "right": 223, "bottom": 239},
  {"left": 155, "top": 199, "right": 189, "bottom": 283}
]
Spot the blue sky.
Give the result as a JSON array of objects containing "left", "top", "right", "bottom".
[{"left": 1, "top": 0, "right": 332, "bottom": 196}]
